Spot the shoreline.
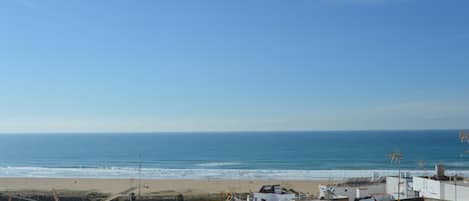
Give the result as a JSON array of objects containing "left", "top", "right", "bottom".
[{"left": 1, "top": 167, "right": 468, "bottom": 180}]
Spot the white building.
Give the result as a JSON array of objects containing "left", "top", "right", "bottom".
[
  {"left": 252, "top": 193, "right": 296, "bottom": 201},
  {"left": 386, "top": 176, "right": 418, "bottom": 199},
  {"left": 412, "top": 176, "right": 469, "bottom": 201},
  {"left": 252, "top": 185, "right": 296, "bottom": 201},
  {"left": 319, "top": 182, "right": 386, "bottom": 201},
  {"left": 385, "top": 164, "right": 469, "bottom": 201}
]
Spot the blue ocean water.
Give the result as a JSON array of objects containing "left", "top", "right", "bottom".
[{"left": 0, "top": 130, "right": 467, "bottom": 180}]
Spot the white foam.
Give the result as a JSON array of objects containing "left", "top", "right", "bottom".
[
  {"left": 196, "top": 162, "right": 242, "bottom": 167},
  {"left": 0, "top": 167, "right": 468, "bottom": 180}
]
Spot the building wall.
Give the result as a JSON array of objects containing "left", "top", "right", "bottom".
[
  {"left": 252, "top": 193, "right": 296, "bottom": 201},
  {"left": 386, "top": 177, "right": 414, "bottom": 199},
  {"left": 412, "top": 176, "right": 469, "bottom": 201},
  {"left": 412, "top": 176, "right": 441, "bottom": 199},
  {"left": 319, "top": 183, "right": 386, "bottom": 201},
  {"left": 441, "top": 182, "right": 469, "bottom": 201}
]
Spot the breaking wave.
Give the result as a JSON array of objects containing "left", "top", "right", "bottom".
[
  {"left": 196, "top": 162, "right": 242, "bottom": 167},
  {"left": 1, "top": 166, "right": 468, "bottom": 180}
]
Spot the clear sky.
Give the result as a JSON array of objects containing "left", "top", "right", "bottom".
[{"left": 0, "top": 0, "right": 468, "bottom": 132}]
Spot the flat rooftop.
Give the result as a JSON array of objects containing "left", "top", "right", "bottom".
[{"left": 413, "top": 176, "right": 469, "bottom": 187}]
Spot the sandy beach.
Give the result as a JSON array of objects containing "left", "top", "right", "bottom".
[{"left": 0, "top": 178, "right": 330, "bottom": 197}]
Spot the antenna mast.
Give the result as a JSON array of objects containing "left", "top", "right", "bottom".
[
  {"left": 389, "top": 151, "right": 403, "bottom": 201},
  {"left": 418, "top": 160, "right": 426, "bottom": 176},
  {"left": 138, "top": 155, "right": 142, "bottom": 199}
]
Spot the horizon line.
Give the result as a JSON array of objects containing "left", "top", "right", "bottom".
[{"left": 0, "top": 128, "right": 465, "bottom": 134}]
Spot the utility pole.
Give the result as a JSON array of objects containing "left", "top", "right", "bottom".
[
  {"left": 389, "top": 151, "right": 403, "bottom": 201},
  {"left": 454, "top": 174, "right": 457, "bottom": 201}
]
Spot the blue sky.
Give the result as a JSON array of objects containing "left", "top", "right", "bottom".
[{"left": 0, "top": 0, "right": 468, "bottom": 132}]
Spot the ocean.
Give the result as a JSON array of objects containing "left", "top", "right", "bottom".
[{"left": 0, "top": 130, "right": 468, "bottom": 180}]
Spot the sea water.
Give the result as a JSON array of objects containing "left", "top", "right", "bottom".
[{"left": 0, "top": 130, "right": 467, "bottom": 180}]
